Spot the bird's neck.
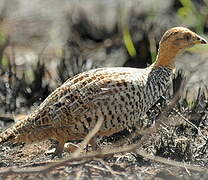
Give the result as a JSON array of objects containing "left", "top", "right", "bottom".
[
  {"left": 143, "top": 66, "right": 172, "bottom": 114},
  {"left": 153, "top": 45, "right": 181, "bottom": 69}
]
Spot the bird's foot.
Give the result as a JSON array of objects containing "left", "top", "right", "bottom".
[{"left": 51, "top": 151, "right": 62, "bottom": 159}]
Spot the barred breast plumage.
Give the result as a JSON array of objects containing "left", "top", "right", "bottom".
[{"left": 0, "top": 27, "right": 207, "bottom": 158}]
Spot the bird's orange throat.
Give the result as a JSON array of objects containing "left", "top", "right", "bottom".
[{"left": 154, "top": 45, "right": 182, "bottom": 69}]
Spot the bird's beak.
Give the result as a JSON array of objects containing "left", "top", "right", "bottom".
[{"left": 193, "top": 36, "right": 207, "bottom": 44}]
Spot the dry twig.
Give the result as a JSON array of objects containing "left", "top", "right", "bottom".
[{"left": 71, "top": 116, "right": 104, "bottom": 158}]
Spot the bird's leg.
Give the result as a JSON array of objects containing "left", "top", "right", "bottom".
[
  {"left": 89, "top": 135, "right": 98, "bottom": 151},
  {"left": 51, "top": 140, "right": 65, "bottom": 159}
]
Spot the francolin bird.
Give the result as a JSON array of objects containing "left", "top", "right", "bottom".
[{"left": 0, "top": 27, "right": 207, "bottom": 158}]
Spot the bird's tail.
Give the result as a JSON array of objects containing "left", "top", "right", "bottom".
[
  {"left": 0, "top": 127, "right": 16, "bottom": 144},
  {"left": 0, "top": 120, "right": 23, "bottom": 145}
]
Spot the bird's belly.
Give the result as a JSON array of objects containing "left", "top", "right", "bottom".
[{"left": 69, "top": 93, "right": 144, "bottom": 137}]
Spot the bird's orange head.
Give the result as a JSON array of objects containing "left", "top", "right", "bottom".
[{"left": 154, "top": 27, "right": 207, "bottom": 69}]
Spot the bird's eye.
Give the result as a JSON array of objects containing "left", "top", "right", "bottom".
[{"left": 184, "top": 34, "right": 191, "bottom": 41}]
